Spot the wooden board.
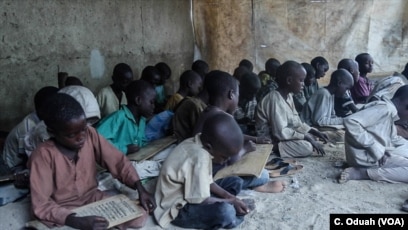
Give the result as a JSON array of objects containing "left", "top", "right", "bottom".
[
  {"left": 127, "top": 136, "right": 177, "bottom": 162},
  {"left": 26, "top": 194, "right": 143, "bottom": 229},
  {"left": 213, "top": 144, "right": 272, "bottom": 181}
]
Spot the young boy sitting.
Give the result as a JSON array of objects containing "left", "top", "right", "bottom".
[
  {"left": 193, "top": 70, "right": 285, "bottom": 193},
  {"left": 351, "top": 53, "right": 374, "bottom": 104},
  {"left": 339, "top": 85, "right": 408, "bottom": 184},
  {"left": 28, "top": 93, "right": 155, "bottom": 229},
  {"left": 334, "top": 59, "right": 360, "bottom": 117},
  {"left": 155, "top": 113, "right": 251, "bottom": 229},
  {"left": 234, "top": 72, "right": 261, "bottom": 135},
  {"left": 164, "top": 70, "right": 203, "bottom": 111},
  {"left": 192, "top": 59, "right": 209, "bottom": 80},
  {"left": 301, "top": 69, "right": 354, "bottom": 143},
  {"left": 256, "top": 61, "right": 328, "bottom": 157},
  {"left": 96, "top": 63, "right": 134, "bottom": 118},
  {"left": 141, "top": 65, "right": 167, "bottom": 113},
  {"left": 96, "top": 80, "right": 156, "bottom": 155},
  {"left": 256, "top": 58, "right": 280, "bottom": 102},
  {"left": 293, "top": 63, "right": 316, "bottom": 113}
]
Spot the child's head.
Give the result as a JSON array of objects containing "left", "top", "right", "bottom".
[
  {"left": 301, "top": 63, "right": 316, "bottom": 87},
  {"left": 43, "top": 94, "right": 87, "bottom": 151},
  {"left": 239, "top": 59, "right": 254, "bottom": 72},
  {"left": 311, "top": 56, "right": 329, "bottom": 79},
  {"left": 65, "top": 76, "right": 83, "bottom": 87},
  {"left": 233, "top": 66, "right": 249, "bottom": 81},
  {"left": 112, "top": 63, "right": 134, "bottom": 91},
  {"left": 239, "top": 72, "right": 261, "bottom": 101},
  {"left": 58, "top": 85, "right": 101, "bottom": 125},
  {"left": 125, "top": 80, "right": 156, "bottom": 118},
  {"left": 355, "top": 53, "right": 374, "bottom": 75},
  {"left": 179, "top": 70, "right": 203, "bottom": 96},
  {"left": 200, "top": 113, "right": 243, "bottom": 164},
  {"left": 192, "top": 60, "right": 209, "bottom": 80},
  {"left": 276, "top": 61, "right": 306, "bottom": 94},
  {"left": 206, "top": 70, "right": 239, "bottom": 114},
  {"left": 34, "top": 86, "right": 59, "bottom": 120},
  {"left": 328, "top": 69, "right": 354, "bottom": 97},
  {"left": 337, "top": 58, "right": 360, "bottom": 83},
  {"left": 141, "top": 66, "right": 162, "bottom": 87},
  {"left": 265, "top": 58, "right": 281, "bottom": 78},
  {"left": 392, "top": 85, "right": 408, "bottom": 121},
  {"left": 155, "top": 62, "right": 172, "bottom": 84}
]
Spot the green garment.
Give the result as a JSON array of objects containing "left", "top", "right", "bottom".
[{"left": 96, "top": 105, "right": 147, "bottom": 154}]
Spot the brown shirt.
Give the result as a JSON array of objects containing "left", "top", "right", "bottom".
[{"left": 28, "top": 126, "right": 140, "bottom": 227}]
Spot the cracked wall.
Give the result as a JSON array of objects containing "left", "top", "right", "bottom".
[{"left": 0, "top": 0, "right": 194, "bottom": 131}]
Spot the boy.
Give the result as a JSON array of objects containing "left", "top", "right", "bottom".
[
  {"left": 96, "top": 63, "right": 134, "bottom": 118},
  {"left": 351, "top": 53, "right": 374, "bottom": 104},
  {"left": 301, "top": 69, "right": 354, "bottom": 142},
  {"left": 239, "top": 59, "right": 254, "bottom": 72},
  {"left": 256, "top": 58, "right": 280, "bottom": 102},
  {"left": 256, "top": 61, "right": 328, "bottom": 157},
  {"left": 234, "top": 72, "right": 261, "bottom": 135},
  {"left": 155, "top": 113, "right": 250, "bottom": 229},
  {"left": 293, "top": 63, "right": 316, "bottom": 113},
  {"left": 28, "top": 93, "right": 155, "bottom": 229},
  {"left": 338, "top": 85, "right": 408, "bottom": 184},
  {"left": 172, "top": 74, "right": 209, "bottom": 143},
  {"left": 192, "top": 59, "right": 209, "bottom": 80},
  {"left": 155, "top": 62, "right": 172, "bottom": 104},
  {"left": 96, "top": 80, "right": 156, "bottom": 155},
  {"left": 164, "top": 70, "right": 202, "bottom": 111},
  {"left": 304, "top": 56, "right": 329, "bottom": 100},
  {"left": 2, "top": 86, "right": 59, "bottom": 173},
  {"left": 334, "top": 59, "right": 360, "bottom": 117},
  {"left": 141, "top": 65, "right": 166, "bottom": 113},
  {"left": 193, "top": 70, "right": 285, "bottom": 193}
]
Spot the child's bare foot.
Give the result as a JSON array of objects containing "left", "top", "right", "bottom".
[
  {"left": 338, "top": 167, "right": 369, "bottom": 184},
  {"left": 253, "top": 180, "right": 287, "bottom": 193}
]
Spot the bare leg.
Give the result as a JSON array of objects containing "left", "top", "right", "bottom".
[
  {"left": 253, "top": 180, "right": 287, "bottom": 193},
  {"left": 338, "top": 167, "right": 369, "bottom": 184}
]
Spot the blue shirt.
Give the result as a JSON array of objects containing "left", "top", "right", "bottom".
[{"left": 96, "top": 105, "right": 147, "bottom": 154}]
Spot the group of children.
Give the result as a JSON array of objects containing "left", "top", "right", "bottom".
[{"left": 1, "top": 54, "right": 408, "bottom": 229}]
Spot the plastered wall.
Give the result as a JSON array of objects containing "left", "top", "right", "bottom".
[
  {"left": 193, "top": 0, "right": 408, "bottom": 79},
  {"left": 0, "top": 0, "right": 194, "bottom": 131}
]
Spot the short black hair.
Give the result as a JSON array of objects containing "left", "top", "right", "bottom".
[
  {"left": 155, "top": 62, "right": 172, "bottom": 79},
  {"left": 112, "top": 63, "right": 133, "bottom": 80},
  {"left": 311, "top": 56, "right": 328, "bottom": 69},
  {"left": 240, "top": 72, "right": 261, "bottom": 93},
  {"left": 192, "top": 60, "right": 209, "bottom": 75},
  {"left": 65, "top": 76, "right": 83, "bottom": 86},
  {"left": 34, "top": 86, "right": 59, "bottom": 113},
  {"left": 239, "top": 59, "right": 253, "bottom": 72},
  {"left": 141, "top": 66, "right": 161, "bottom": 83},
  {"left": 205, "top": 70, "right": 238, "bottom": 105},
  {"left": 42, "top": 93, "right": 85, "bottom": 131},
  {"left": 328, "top": 69, "right": 352, "bottom": 87},
  {"left": 393, "top": 85, "right": 408, "bottom": 101},
  {"left": 337, "top": 59, "right": 355, "bottom": 71},
  {"left": 125, "top": 80, "right": 155, "bottom": 103},
  {"left": 276, "top": 61, "right": 303, "bottom": 88},
  {"left": 301, "top": 63, "right": 316, "bottom": 79},
  {"left": 355, "top": 53, "right": 371, "bottom": 65},
  {"left": 179, "top": 70, "right": 200, "bottom": 88},
  {"left": 265, "top": 58, "right": 280, "bottom": 75}
]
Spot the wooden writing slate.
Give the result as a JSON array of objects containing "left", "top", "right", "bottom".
[
  {"left": 127, "top": 136, "right": 177, "bottom": 162},
  {"left": 213, "top": 144, "right": 272, "bottom": 181},
  {"left": 26, "top": 195, "right": 143, "bottom": 229}
]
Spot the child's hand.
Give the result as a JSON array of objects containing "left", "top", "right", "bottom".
[
  {"left": 304, "top": 134, "right": 326, "bottom": 156},
  {"left": 139, "top": 190, "right": 156, "bottom": 213},
  {"left": 243, "top": 140, "right": 256, "bottom": 153},
  {"left": 127, "top": 144, "right": 140, "bottom": 154},
  {"left": 232, "top": 198, "right": 249, "bottom": 216},
  {"left": 65, "top": 215, "right": 109, "bottom": 230},
  {"left": 255, "top": 136, "right": 272, "bottom": 144}
]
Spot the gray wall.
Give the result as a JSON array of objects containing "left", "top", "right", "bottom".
[{"left": 0, "top": 0, "right": 194, "bottom": 131}]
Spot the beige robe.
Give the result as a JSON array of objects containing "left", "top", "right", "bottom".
[{"left": 255, "top": 90, "right": 313, "bottom": 157}]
